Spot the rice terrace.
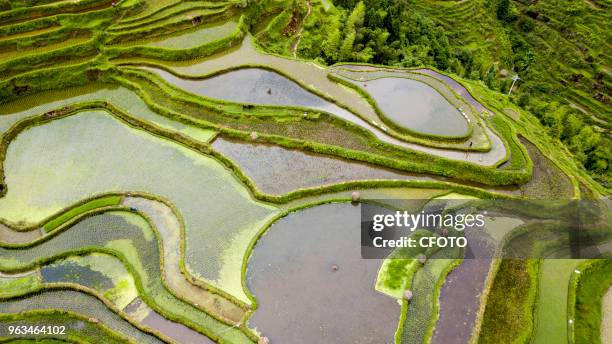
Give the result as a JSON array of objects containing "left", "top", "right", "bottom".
[{"left": 0, "top": 0, "right": 610, "bottom": 343}]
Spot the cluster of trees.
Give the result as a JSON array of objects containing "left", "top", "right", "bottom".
[
  {"left": 302, "top": 0, "right": 456, "bottom": 71},
  {"left": 299, "top": 0, "right": 610, "bottom": 186},
  {"left": 525, "top": 99, "right": 610, "bottom": 182},
  {"left": 292, "top": 0, "right": 610, "bottom": 186}
]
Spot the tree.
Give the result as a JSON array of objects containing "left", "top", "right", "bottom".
[{"left": 497, "top": 0, "right": 511, "bottom": 22}]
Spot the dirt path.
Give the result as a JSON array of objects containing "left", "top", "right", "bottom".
[{"left": 291, "top": 0, "right": 312, "bottom": 58}]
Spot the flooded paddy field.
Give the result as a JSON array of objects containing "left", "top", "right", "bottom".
[
  {"left": 0, "top": 84, "right": 216, "bottom": 143},
  {"left": 0, "top": 211, "right": 252, "bottom": 343},
  {"left": 0, "top": 110, "right": 276, "bottom": 303},
  {"left": 0, "top": 2, "right": 604, "bottom": 342},
  {"left": 211, "top": 136, "right": 436, "bottom": 195},
  {"left": 0, "top": 289, "right": 164, "bottom": 344},
  {"left": 247, "top": 203, "right": 401, "bottom": 343},
  {"left": 343, "top": 76, "right": 470, "bottom": 138},
  {"left": 142, "top": 64, "right": 508, "bottom": 166},
  {"left": 41, "top": 253, "right": 138, "bottom": 310}
]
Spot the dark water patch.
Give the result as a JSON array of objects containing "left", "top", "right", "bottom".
[
  {"left": 41, "top": 261, "right": 113, "bottom": 291},
  {"left": 247, "top": 203, "right": 400, "bottom": 343}
]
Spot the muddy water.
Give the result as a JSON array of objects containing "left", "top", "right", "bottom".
[
  {"left": 247, "top": 203, "right": 400, "bottom": 343},
  {"left": 358, "top": 78, "right": 469, "bottom": 137},
  {"left": 431, "top": 258, "right": 491, "bottom": 344}
]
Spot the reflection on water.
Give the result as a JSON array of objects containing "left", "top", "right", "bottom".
[
  {"left": 357, "top": 77, "right": 469, "bottom": 137},
  {"left": 247, "top": 203, "right": 400, "bottom": 343}
]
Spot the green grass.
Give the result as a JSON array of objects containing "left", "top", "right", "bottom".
[
  {"left": 0, "top": 273, "right": 41, "bottom": 298},
  {"left": 571, "top": 259, "right": 612, "bottom": 344},
  {"left": 376, "top": 231, "right": 433, "bottom": 299},
  {"left": 478, "top": 259, "right": 540, "bottom": 344},
  {"left": 532, "top": 259, "right": 586, "bottom": 344},
  {"left": 43, "top": 195, "right": 122, "bottom": 232}
]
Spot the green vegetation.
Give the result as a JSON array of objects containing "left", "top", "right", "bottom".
[
  {"left": 401, "top": 248, "right": 461, "bottom": 344},
  {"left": 532, "top": 259, "right": 586, "bottom": 344},
  {"left": 0, "top": 273, "right": 41, "bottom": 298},
  {"left": 569, "top": 259, "right": 612, "bottom": 344},
  {"left": 478, "top": 259, "right": 540, "bottom": 344},
  {"left": 294, "top": 0, "right": 611, "bottom": 188},
  {"left": 43, "top": 195, "right": 122, "bottom": 232},
  {"left": 0, "top": 0, "right": 609, "bottom": 343}
]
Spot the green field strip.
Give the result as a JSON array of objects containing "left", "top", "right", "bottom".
[
  {"left": 0, "top": 271, "right": 41, "bottom": 299},
  {"left": 43, "top": 196, "right": 122, "bottom": 233},
  {"left": 532, "top": 259, "right": 587, "bottom": 344},
  {"left": 0, "top": 211, "right": 255, "bottom": 343},
  {"left": 116, "top": 0, "right": 183, "bottom": 24},
  {"left": 0, "top": 25, "right": 61, "bottom": 43},
  {"left": 107, "top": 6, "right": 237, "bottom": 45},
  {"left": 568, "top": 259, "right": 612, "bottom": 344},
  {"left": 400, "top": 248, "right": 461, "bottom": 344},
  {"left": 0, "top": 0, "right": 115, "bottom": 27},
  {"left": 375, "top": 231, "right": 435, "bottom": 300},
  {"left": 111, "top": 1, "right": 234, "bottom": 32},
  {"left": 0, "top": 35, "right": 91, "bottom": 65},
  {"left": 477, "top": 259, "right": 540, "bottom": 344},
  {"left": 114, "top": 18, "right": 239, "bottom": 50}
]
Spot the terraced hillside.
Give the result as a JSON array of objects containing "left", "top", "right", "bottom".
[
  {"left": 0, "top": 0, "right": 610, "bottom": 343},
  {"left": 291, "top": 0, "right": 611, "bottom": 187}
]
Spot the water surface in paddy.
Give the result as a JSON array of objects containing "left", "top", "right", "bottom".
[
  {"left": 212, "top": 137, "right": 435, "bottom": 195},
  {"left": 143, "top": 66, "right": 507, "bottom": 166},
  {"left": 41, "top": 261, "right": 113, "bottom": 290},
  {"left": 118, "top": 19, "right": 238, "bottom": 49},
  {"left": 124, "top": 298, "right": 214, "bottom": 344},
  {"left": 247, "top": 203, "right": 400, "bottom": 343},
  {"left": 358, "top": 77, "right": 469, "bottom": 137},
  {"left": 0, "top": 111, "right": 276, "bottom": 303},
  {"left": 142, "top": 67, "right": 355, "bottom": 120}
]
